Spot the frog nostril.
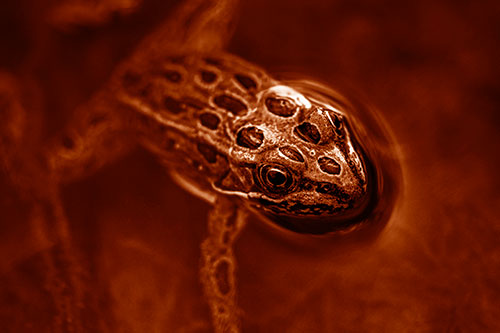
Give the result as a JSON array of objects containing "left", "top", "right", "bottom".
[
  {"left": 294, "top": 122, "right": 321, "bottom": 144},
  {"left": 331, "top": 114, "right": 344, "bottom": 136},
  {"left": 318, "top": 156, "right": 341, "bottom": 175},
  {"left": 236, "top": 126, "right": 264, "bottom": 149},
  {"left": 332, "top": 114, "right": 342, "bottom": 129}
]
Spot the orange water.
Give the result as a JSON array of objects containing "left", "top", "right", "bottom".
[{"left": 0, "top": 0, "right": 498, "bottom": 331}]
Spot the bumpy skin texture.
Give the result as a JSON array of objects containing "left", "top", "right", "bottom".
[
  {"left": 0, "top": 0, "right": 383, "bottom": 332},
  {"left": 47, "top": 52, "right": 371, "bottom": 234},
  {"left": 37, "top": 50, "right": 375, "bottom": 332},
  {"left": 115, "top": 53, "right": 370, "bottom": 233}
]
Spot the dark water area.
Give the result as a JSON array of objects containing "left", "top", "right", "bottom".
[{"left": 0, "top": 0, "right": 499, "bottom": 331}]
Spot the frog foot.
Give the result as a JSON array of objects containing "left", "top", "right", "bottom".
[{"left": 200, "top": 197, "right": 247, "bottom": 333}]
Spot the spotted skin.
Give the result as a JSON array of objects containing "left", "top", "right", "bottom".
[
  {"left": 37, "top": 50, "right": 374, "bottom": 332},
  {"left": 105, "top": 52, "right": 371, "bottom": 233},
  {"left": 0, "top": 0, "right": 380, "bottom": 332},
  {"left": 15, "top": 47, "right": 373, "bottom": 333}
]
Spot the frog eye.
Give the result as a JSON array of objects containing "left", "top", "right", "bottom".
[
  {"left": 257, "top": 164, "right": 295, "bottom": 194},
  {"left": 265, "top": 97, "right": 297, "bottom": 117}
]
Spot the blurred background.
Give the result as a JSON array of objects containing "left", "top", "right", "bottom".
[{"left": 0, "top": 0, "right": 499, "bottom": 331}]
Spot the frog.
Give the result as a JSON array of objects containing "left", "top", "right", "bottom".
[{"left": 0, "top": 0, "right": 400, "bottom": 332}]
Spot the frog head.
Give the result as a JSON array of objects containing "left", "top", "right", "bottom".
[{"left": 218, "top": 83, "right": 379, "bottom": 235}]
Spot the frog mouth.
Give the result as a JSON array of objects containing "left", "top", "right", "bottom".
[
  {"left": 250, "top": 193, "right": 348, "bottom": 216},
  {"left": 247, "top": 168, "right": 379, "bottom": 235},
  {"left": 254, "top": 197, "right": 340, "bottom": 215},
  {"left": 247, "top": 195, "right": 374, "bottom": 235}
]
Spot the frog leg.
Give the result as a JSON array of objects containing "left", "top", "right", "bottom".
[
  {"left": 200, "top": 197, "right": 247, "bottom": 333},
  {"left": 129, "top": 0, "right": 239, "bottom": 64},
  {"left": 0, "top": 72, "right": 90, "bottom": 332},
  {"left": 48, "top": 0, "right": 239, "bottom": 55},
  {"left": 49, "top": 0, "right": 143, "bottom": 30},
  {"left": 41, "top": 95, "right": 135, "bottom": 330},
  {"left": 1, "top": 71, "right": 136, "bottom": 331},
  {"left": 0, "top": 73, "right": 45, "bottom": 194},
  {"left": 45, "top": 91, "right": 135, "bottom": 184},
  {"left": 45, "top": 0, "right": 242, "bottom": 178}
]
